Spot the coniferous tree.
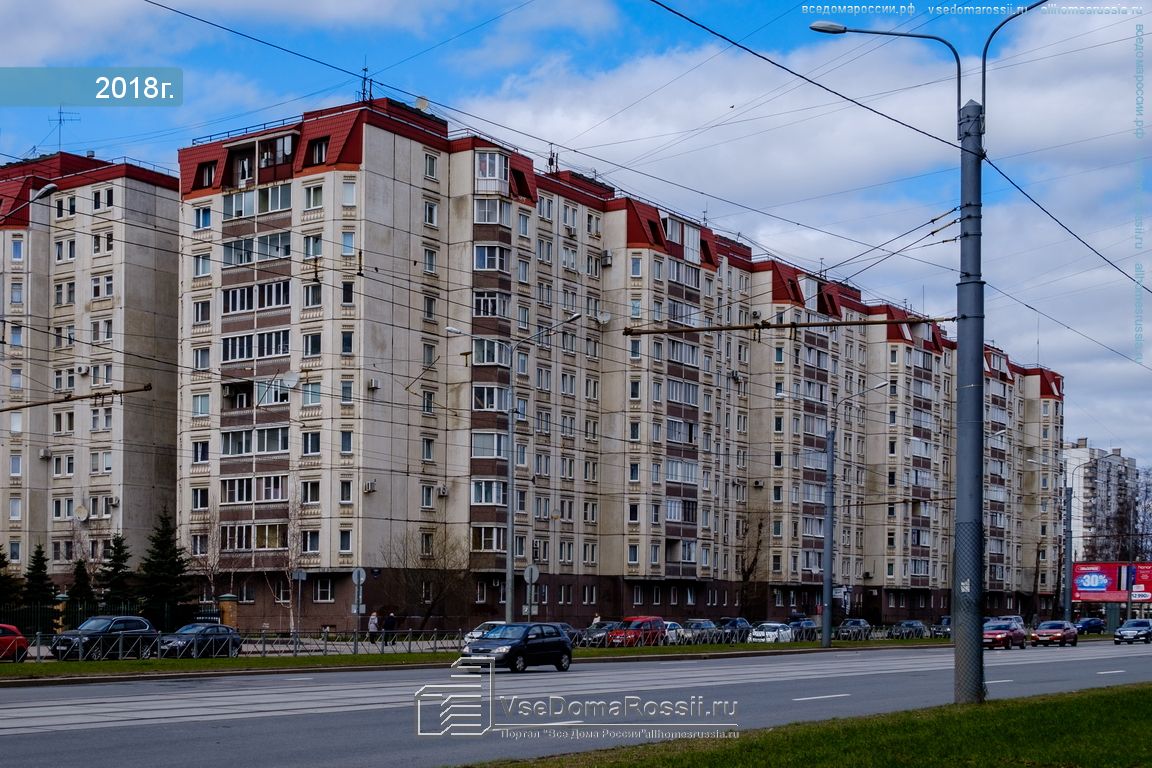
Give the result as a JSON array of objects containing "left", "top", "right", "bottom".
[
  {"left": 69, "top": 560, "right": 96, "bottom": 602},
  {"left": 0, "top": 549, "right": 23, "bottom": 606},
  {"left": 98, "top": 534, "right": 134, "bottom": 607},
  {"left": 21, "top": 544, "right": 56, "bottom": 606},
  {"left": 138, "top": 513, "right": 193, "bottom": 628}
]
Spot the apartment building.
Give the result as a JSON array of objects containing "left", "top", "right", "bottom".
[
  {"left": 0, "top": 152, "right": 180, "bottom": 579},
  {"left": 1064, "top": 439, "right": 1140, "bottom": 563},
  {"left": 174, "top": 95, "right": 1072, "bottom": 631}
]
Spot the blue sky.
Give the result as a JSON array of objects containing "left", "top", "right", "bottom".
[{"left": 0, "top": 0, "right": 1147, "bottom": 462}]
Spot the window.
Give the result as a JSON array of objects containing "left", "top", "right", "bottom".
[
  {"left": 628, "top": 544, "right": 639, "bottom": 564},
  {"left": 193, "top": 299, "right": 211, "bottom": 324},
  {"left": 423, "top": 248, "right": 438, "bottom": 274},
  {"left": 302, "top": 283, "right": 322, "bottom": 308},
  {"left": 423, "top": 200, "right": 439, "bottom": 227},
  {"left": 91, "top": 274, "right": 113, "bottom": 299},
  {"left": 341, "top": 330, "right": 354, "bottom": 355},
  {"left": 339, "top": 529, "right": 352, "bottom": 553},
  {"left": 302, "top": 432, "right": 321, "bottom": 455},
  {"left": 341, "top": 430, "right": 353, "bottom": 454},
  {"left": 192, "top": 393, "right": 210, "bottom": 416},
  {"left": 303, "top": 234, "right": 322, "bottom": 259},
  {"left": 424, "top": 152, "right": 439, "bottom": 179},
  {"left": 222, "top": 191, "right": 254, "bottom": 220},
  {"left": 474, "top": 245, "right": 509, "bottom": 271},
  {"left": 11, "top": 236, "right": 23, "bottom": 261},
  {"left": 194, "top": 206, "right": 211, "bottom": 229},
  {"left": 258, "top": 183, "right": 292, "bottom": 213},
  {"left": 301, "top": 530, "right": 320, "bottom": 553},
  {"left": 9, "top": 281, "right": 22, "bottom": 304},
  {"left": 303, "top": 332, "right": 321, "bottom": 357},
  {"left": 9, "top": 453, "right": 22, "bottom": 477},
  {"left": 302, "top": 382, "right": 322, "bottom": 406},
  {"left": 342, "top": 180, "right": 356, "bottom": 207},
  {"left": 192, "top": 440, "right": 209, "bottom": 464},
  {"left": 341, "top": 231, "right": 355, "bottom": 256},
  {"left": 304, "top": 185, "right": 323, "bottom": 210},
  {"left": 307, "top": 137, "right": 329, "bottom": 165}
]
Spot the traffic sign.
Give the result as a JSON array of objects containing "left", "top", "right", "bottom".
[
  {"left": 523, "top": 564, "right": 540, "bottom": 584},
  {"left": 351, "top": 567, "right": 366, "bottom": 585}
]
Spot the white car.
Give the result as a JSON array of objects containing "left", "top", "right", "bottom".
[
  {"left": 663, "top": 621, "right": 691, "bottom": 645},
  {"left": 750, "top": 622, "right": 794, "bottom": 643},
  {"left": 463, "top": 621, "right": 506, "bottom": 644}
]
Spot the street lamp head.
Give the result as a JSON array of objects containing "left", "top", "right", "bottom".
[
  {"left": 32, "top": 183, "right": 58, "bottom": 202},
  {"left": 445, "top": 326, "right": 463, "bottom": 335},
  {"left": 810, "top": 21, "right": 847, "bottom": 34}
]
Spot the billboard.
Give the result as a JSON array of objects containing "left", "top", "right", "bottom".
[{"left": 1072, "top": 562, "right": 1152, "bottom": 602}]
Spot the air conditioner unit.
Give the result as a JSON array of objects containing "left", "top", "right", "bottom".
[
  {"left": 109, "top": 496, "right": 120, "bottom": 507},
  {"left": 564, "top": 225, "right": 577, "bottom": 238},
  {"left": 363, "top": 480, "right": 377, "bottom": 493},
  {"left": 366, "top": 378, "right": 381, "bottom": 390},
  {"left": 730, "top": 371, "right": 742, "bottom": 382},
  {"left": 437, "top": 484, "right": 449, "bottom": 497},
  {"left": 752, "top": 480, "right": 764, "bottom": 489},
  {"left": 600, "top": 249, "right": 612, "bottom": 267},
  {"left": 222, "top": 385, "right": 233, "bottom": 397},
  {"left": 38, "top": 448, "right": 53, "bottom": 460},
  {"left": 862, "top": 571, "right": 872, "bottom": 579},
  {"left": 75, "top": 365, "right": 90, "bottom": 376}
]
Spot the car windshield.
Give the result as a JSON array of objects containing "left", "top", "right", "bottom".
[
  {"left": 625, "top": 619, "right": 650, "bottom": 629},
  {"left": 77, "top": 618, "right": 112, "bottom": 632},
  {"left": 175, "top": 625, "right": 208, "bottom": 634},
  {"left": 1037, "top": 621, "right": 1065, "bottom": 630},
  {"left": 984, "top": 623, "right": 1013, "bottom": 630},
  {"left": 481, "top": 625, "right": 528, "bottom": 640},
  {"left": 1121, "top": 620, "right": 1150, "bottom": 628}
]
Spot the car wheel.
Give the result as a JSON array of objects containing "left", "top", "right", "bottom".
[
  {"left": 1115, "top": 639, "right": 1121, "bottom": 644},
  {"left": 555, "top": 652, "right": 571, "bottom": 672},
  {"left": 1071, "top": 637, "right": 1078, "bottom": 647},
  {"left": 1031, "top": 642, "right": 1038, "bottom": 647},
  {"left": 229, "top": 643, "right": 241, "bottom": 658},
  {"left": 139, "top": 644, "right": 153, "bottom": 660},
  {"left": 1145, "top": 637, "right": 1151, "bottom": 644},
  {"left": 510, "top": 654, "right": 527, "bottom": 673}
]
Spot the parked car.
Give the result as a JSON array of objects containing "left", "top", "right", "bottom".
[
  {"left": 682, "top": 619, "right": 721, "bottom": 644},
  {"left": 999, "top": 615, "right": 1027, "bottom": 629},
  {"left": 49, "top": 616, "right": 157, "bottom": 660},
  {"left": 551, "top": 622, "right": 583, "bottom": 645},
  {"left": 982, "top": 621, "right": 1028, "bottom": 650},
  {"left": 1030, "top": 620, "right": 1078, "bottom": 647},
  {"left": 749, "top": 622, "right": 794, "bottom": 643},
  {"left": 606, "top": 616, "right": 665, "bottom": 647},
  {"left": 0, "top": 624, "right": 29, "bottom": 662},
  {"left": 458, "top": 622, "right": 572, "bottom": 672},
  {"left": 836, "top": 619, "right": 872, "bottom": 641},
  {"left": 717, "top": 617, "right": 753, "bottom": 643},
  {"left": 930, "top": 616, "right": 952, "bottom": 638},
  {"left": 789, "top": 619, "right": 819, "bottom": 642},
  {"left": 663, "top": 621, "right": 692, "bottom": 645},
  {"left": 158, "top": 623, "right": 243, "bottom": 658},
  {"left": 463, "top": 621, "right": 506, "bottom": 644},
  {"left": 580, "top": 620, "right": 619, "bottom": 647},
  {"left": 889, "top": 620, "right": 928, "bottom": 639},
  {"left": 1074, "top": 617, "right": 1106, "bottom": 635},
  {"left": 1114, "top": 618, "right": 1152, "bottom": 645}
]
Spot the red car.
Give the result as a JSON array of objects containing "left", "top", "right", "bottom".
[
  {"left": 982, "top": 621, "right": 1027, "bottom": 650},
  {"left": 606, "top": 616, "right": 665, "bottom": 647},
  {"left": 0, "top": 624, "right": 29, "bottom": 662},
  {"left": 1031, "top": 620, "right": 1078, "bottom": 647}
]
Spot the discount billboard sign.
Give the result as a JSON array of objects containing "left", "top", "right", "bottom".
[{"left": 1072, "top": 562, "right": 1152, "bottom": 602}]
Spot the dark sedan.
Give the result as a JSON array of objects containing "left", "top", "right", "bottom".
[
  {"left": 1031, "top": 620, "right": 1078, "bottom": 647},
  {"left": 458, "top": 622, "right": 572, "bottom": 672},
  {"left": 158, "top": 623, "right": 244, "bottom": 658},
  {"left": 890, "top": 620, "right": 928, "bottom": 639},
  {"left": 1114, "top": 619, "right": 1152, "bottom": 645},
  {"left": 1075, "top": 617, "right": 1106, "bottom": 635},
  {"left": 982, "top": 621, "right": 1028, "bottom": 650},
  {"left": 789, "top": 619, "right": 819, "bottom": 642},
  {"left": 580, "top": 620, "right": 619, "bottom": 647},
  {"left": 50, "top": 616, "right": 157, "bottom": 660}
]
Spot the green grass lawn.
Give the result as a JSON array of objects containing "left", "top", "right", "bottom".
[{"left": 480, "top": 683, "right": 1152, "bottom": 768}]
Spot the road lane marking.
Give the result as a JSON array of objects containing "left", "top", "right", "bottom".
[
  {"left": 986, "top": 679, "right": 1012, "bottom": 684},
  {"left": 792, "top": 694, "right": 850, "bottom": 701},
  {"left": 1097, "top": 670, "right": 1126, "bottom": 675}
]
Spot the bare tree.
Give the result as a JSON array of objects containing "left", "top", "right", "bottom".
[
  {"left": 262, "top": 509, "right": 304, "bottom": 634},
  {"left": 379, "top": 523, "right": 471, "bottom": 630},
  {"left": 736, "top": 517, "right": 766, "bottom": 615},
  {"left": 187, "top": 520, "right": 224, "bottom": 601}
]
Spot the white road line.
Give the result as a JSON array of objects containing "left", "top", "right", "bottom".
[
  {"left": 792, "top": 694, "right": 850, "bottom": 702},
  {"left": 986, "top": 679, "right": 1012, "bottom": 684},
  {"left": 1097, "top": 670, "right": 1126, "bottom": 675}
]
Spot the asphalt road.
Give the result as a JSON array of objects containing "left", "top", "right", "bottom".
[{"left": 2, "top": 642, "right": 1150, "bottom": 768}]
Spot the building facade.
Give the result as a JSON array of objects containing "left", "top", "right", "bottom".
[
  {"left": 0, "top": 152, "right": 180, "bottom": 580},
  {"left": 171, "top": 96, "right": 1070, "bottom": 632}
]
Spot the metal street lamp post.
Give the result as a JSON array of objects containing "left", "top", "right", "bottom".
[
  {"left": 811, "top": 1, "right": 1046, "bottom": 704},
  {"left": 449, "top": 313, "right": 581, "bottom": 623}
]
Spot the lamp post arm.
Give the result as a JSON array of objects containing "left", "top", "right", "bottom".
[
  {"left": 841, "top": 27, "right": 961, "bottom": 119},
  {"left": 981, "top": 1, "right": 1049, "bottom": 111}
]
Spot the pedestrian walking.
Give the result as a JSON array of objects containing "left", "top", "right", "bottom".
[
  {"left": 383, "top": 612, "right": 398, "bottom": 645},
  {"left": 367, "top": 611, "right": 379, "bottom": 643}
]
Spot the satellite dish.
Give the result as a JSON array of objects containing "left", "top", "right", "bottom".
[
  {"left": 75, "top": 505, "right": 90, "bottom": 523},
  {"left": 415, "top": 96, "right": 429, "bottom": 112},
  {"left": 280, "top": 372, "right": 300, "bottom": 389}
]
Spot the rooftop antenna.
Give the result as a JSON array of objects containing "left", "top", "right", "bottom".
[
  {"left": 50, "top": 107, "right": 80, "bottom": 152},
  {"left": 702, "top": 205, "right": 708, "bottom": 226},
  {"left": 360, "top": 62, "right": 373, "bottom": 102},
  {"left": 547, "top": 144, "right": 557, "bottom": 173}
]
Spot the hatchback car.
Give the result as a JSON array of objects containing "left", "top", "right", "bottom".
[
  {"left": 458, "top": 622, "right": 572, "bottom": 672},
  {"left": 49, "top": 615, "right": 157, "bottom": 660},
  {"left": 158, "top": 623, "right": 243, "bottom": 658},
  {"left": 580, "top": 620, "right": 619, "bottom": 647},
  {"left": 0, "top": 624, "right": 29, "bottom": 662},
  {"left": 836, "top": 619, "right": 872, "bottom": 640},
  {"left": 682, "top": 619, "right": 720, "bottom": 644},
  {"left": 889, "top": 620, "right": 928, "bottom": 639},
  {"left": 1031, "top": 620, "right": 1078, "bottom": 647},
  {"left": 1074, "top": 617, "right": 1106, "bottom": 635},
  {"left": 1114, "top": 618, "right": 1152, "bottom": 644},
  {"left": 789, "top": 619, "right": 819, "bottom": 642},
  {"left": 606, "top": 616, "right": 666, "bottom": 647},
  {"left": 982, "top": 621, "right": 1028, "bottom": 650},
  {"left": 663, "top": 621, "right": 691, "bottom": 645},
  {"left": 750, "top": 622, "right": 794, "bottom": 643}
]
